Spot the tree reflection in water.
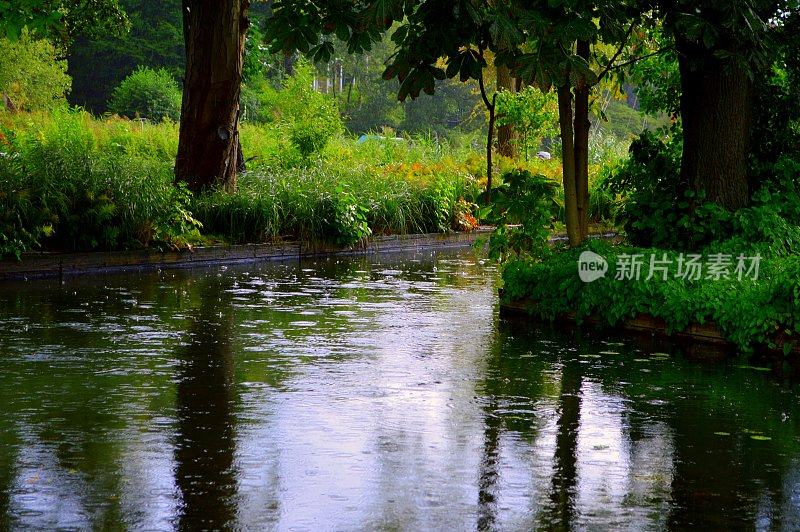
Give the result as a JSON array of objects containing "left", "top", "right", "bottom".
[
  {"left": 546, "top": 358, "right": 581, "bottom": 528},
  {"left": 174, "top": 277, "right": 238, "bottom": 530}
]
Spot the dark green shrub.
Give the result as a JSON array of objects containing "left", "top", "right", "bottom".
[
  {"left": 108, "top": 67, "right": 182, "bottom": 122},
  {"left": 606, "top": 129, "right": 800, "bottom": 255},
  {"left": 502, "top": 241, "right": 800, "bottom": 354},
  {"left": 482, "top": 169, "right": 559, "bottom": 261},
  {"left": 290, "top": 118, "right": 339, "bottom": 158},
  {"left": 604, "top": 129, "right": 736, "bottom": 250}
]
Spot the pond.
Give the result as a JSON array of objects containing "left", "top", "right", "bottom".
[{"left": 0, "top": 250, "right": 798, "bottom": 530}]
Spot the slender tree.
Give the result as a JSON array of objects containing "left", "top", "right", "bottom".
[{"left": 265, "top": 0, "right": 649, "bottom": 246}]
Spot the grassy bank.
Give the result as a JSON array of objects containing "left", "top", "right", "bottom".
[{"left": 0, "top": 111, "right": 488, "bottom": 258}]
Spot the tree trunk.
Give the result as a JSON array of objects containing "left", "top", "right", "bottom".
[
  {"left": 558, "top": 85, "right": 581, "bottom": 247},
  {"left": 677, "top": 38, "right": 752, "bottom": 210},
  {"left": 486, "top": 93, "right": 497, "bottom": 201},
  {"left": 496, "top": 64, "right": 516, "bottom": 159},
  {"left": 175, "top": 0, "right": 250, "bottom": 193},
  {"left": 574, "top": 41, "right": 591, "bottom": 241}
]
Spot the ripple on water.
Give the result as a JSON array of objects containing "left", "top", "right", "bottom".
[{"left": 0, "top": 251, "right": 798, "bottom": 531}]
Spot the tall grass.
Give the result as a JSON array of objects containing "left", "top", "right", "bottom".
[
  {"left": 0, "top": 110, "right": 481, "bottom": 257},
  {"left": 192, "top": 156, "right": 479, "bottom": 243},
  {"left": 0, "top": 111, "right": 195, "bottom": 257}
]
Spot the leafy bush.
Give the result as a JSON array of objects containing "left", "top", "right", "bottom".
[
  {"left": 707, "top": 158, "right": 800, "bottom": 257},
  {"left": 324, "top": 185, "right": 372, "bottom": 245},
  {"left": 495, "top": 86, "right": 558, "bottom": 161},
  {"left": 481, "top": 169, "right": 559, "bottom": 261},
  {"left": 108, "top": 67, "right": 182, "bottom": 122},
  {"left": 602, "top": 128, "right": 735, "bottom": 250},
  {"left": 502, "top": 241, "right": 800, "bottom": 354},
  {"left": 0, "top": 31, "right": 71, "bottom": 112},
  {"left": 605, "top": 129, "right": 800, "bottom": 255},
  {"left": 247, "top": 60, "right": 343, "bottom": 158}
]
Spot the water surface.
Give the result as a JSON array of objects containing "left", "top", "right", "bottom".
[{"left": 0, "top": 250, "right": 798, "bottom": 530}]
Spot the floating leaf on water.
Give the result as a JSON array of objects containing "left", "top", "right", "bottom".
[
  {"left": 633, "top": 358, "right": 649, "bottom": 362},
  {"left": 713, "top": 432, "right": 731, "bottom": 436},
  {"left": 599, "top": 351, "right": 619, "bottom": 355},
  {"left": 750, "top": 435, "right": 772, "bottom": 441}
]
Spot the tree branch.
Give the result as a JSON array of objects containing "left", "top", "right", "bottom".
[
  {"left": 597, "top": 22, "right": 637, "bottom": 82},
  {"left": 477, "top": 45, "right": 494, "bottom": 111},
  {"left": 606, "top": 47, "right": 673, "bottom": 73}
]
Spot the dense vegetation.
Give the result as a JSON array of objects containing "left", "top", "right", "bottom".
[
  {"left": 0, "top": 110, "right": 487, "bottom": 258},
  {"left": 2, "top": 0, "right": 799, "bottom": 355},
  {"left": 502, "top": 242, "right": 800, "bottom": 354}
]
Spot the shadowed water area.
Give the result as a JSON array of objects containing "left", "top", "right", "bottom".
[{"left": 0, "top": 250, "right": 799, "bottom": 530}]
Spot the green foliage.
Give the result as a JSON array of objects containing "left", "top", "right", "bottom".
[
  {"left": 482, "top": 169, "right": 559, "bottom": 261},
  {"left": 660, "top": 0, "right": 776, "bottom": 74},
  {"left": 67, "top": 0, "right": 184, "bottom": 113},
  {"left": 264, "top": 0, "right": 650, "bottom": 101},
  {"left": 344, "top": 80, "right": 404, "bottom": 134},
  {"left": 325, "top": 185, "right": 373, "bottom": 245},
  {"left": 596, "top": 99, "right": 662, "bottom": 141},
  {"left": 191, "top": 155, "right": 479, "bottom": 245},
  {"left": 0, "top": 32, "right": 71, "bottom": 111},
  {"left": 243, "top": 22, "right": 270, "bottom": 84},
  {"left": 709, "top": 159, "right": 800, "bottom": 258},
  {"left": 606, "top": 128, "right": 800, "bottom": 255},
  {"left": 587, "top": 127, "right": 630, "bottom": 165},
  {"left": 249, "top": 61, "right": 343, "bottom": 158},
  {"left": 603, "top": 128, "right": 707, "bottom": 249},
  {"left": 502, "top": 241, "right": 800, "bottom": 354},
  {"left": 750, "top": 13, "right": 800, "bottom": 187},
  {"left": 290, "top": 118, "right": 339, "bottom": 159},
  {"left": 0, "top": 110, "right": 481, "bottom": 257},
  {"left": 0, "top": 111, "right": 200, "bottom": 257},
  {"left": 107, "top": 67, "right": 182, "bottom": 122},
  {"left": 495, "top": 86, "right": 558, "bottom": 161},
  {"left": 0, "top": 0, "right": 129, "bottom": 42},
  {"left": 626, "top": 25, "right": 681, "bottom": 117},
  {"left": 401, "top": 80, "right": 482, "bottom": 137},
  {"left": 587, "top": 167, "right": 620, "bottom": 223}
]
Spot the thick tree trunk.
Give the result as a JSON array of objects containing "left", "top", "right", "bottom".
[
  {"left": 558, "top": 85, "right": 581, "bottom": 247},
  {"left": 496, "top": 64, "right": 516, "bottom": 159},
  {"left": 574, "top": 41, "right": 591, "bottom": 241},
  {"left": 175, "top": 0, "right": 250, "bottom": 193},
  {"left": 677, "top": 39, "right": 752, "bottom": 210}
]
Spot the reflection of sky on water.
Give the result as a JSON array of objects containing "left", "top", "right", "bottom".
[{"left": 0, "top": 251, "right": 798, "bottom": 529}]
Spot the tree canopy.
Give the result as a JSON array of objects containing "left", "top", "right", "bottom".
[{"left": 0, "top": 0, "right": 129, "bottom": 42}]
